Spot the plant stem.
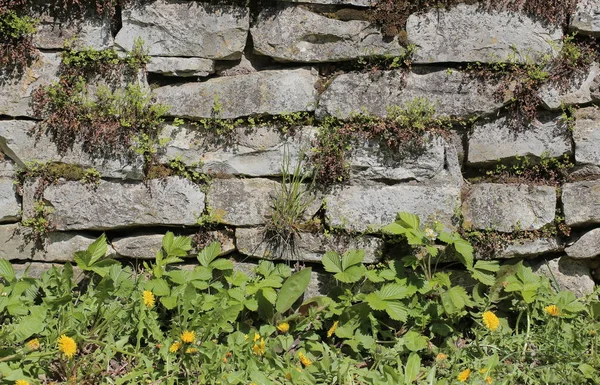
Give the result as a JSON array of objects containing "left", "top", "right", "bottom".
[{"left": 521, "top": 308, "right": 531, "bottom": 358}]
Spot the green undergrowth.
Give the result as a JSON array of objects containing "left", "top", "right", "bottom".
[
  {"left": 0, "top": 212, "right": 598, "bottom": 384},
  {"left": 0, "top": 3, "right": 37, "bottom": 71}
]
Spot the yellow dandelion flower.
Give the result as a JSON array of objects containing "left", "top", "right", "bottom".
[
  {"left": 479, "top": 368, "right": 488, "bottom": 374},
  {"left": 435, "top": 353, "right": 448, "bottom": 362},
  {"left": 181, "top": 331, "right": 195, "bottom": 343},
  {"left": 485, "top": 376, "right": 493, "bottom": 384},
  {"left": 185, "top": 347, "right": 198, "bottom": 354},
  {"left": 298, "top": 351, "right": 312, "bottom": 367},
  {"left": 143, "top": 290, "right": 155, "bottom": 308},
  {"left": 252, "top": 338, "right": 266, "bottom": 356},
  {"left": 482, "top": 311, "right": 500, "bottom": 331},
  {"left": 327, "top": 321, "right": 339, "bottom": 338},
  {"left": 15, "top": 380, "right": 30, "bottom": 385},
  {"left": 277, "top": 322, "right": 290, "bottom": 333},
  {"left": 457, "top": 368, "right": 471, "bottom": 382},
  {"left": 253, "top": 333, "right": 261, "bottom": 342},
  {"left": 57, "top": 335, "right": 77, "bottom": 359},
  {"left": 545, "top": 304, "right": 560, "bottom": 317},
  {"left": 169, "top": 341, "right": 182, "bottom": 353},
  {"left": 26, "top": 338, "right": 40, "bottom": 350}
]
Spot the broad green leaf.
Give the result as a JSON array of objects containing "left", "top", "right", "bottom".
[
  {"left": 149, "top": 278, "right": 170, "bottom": 296},
  {"left": 385, "top": 301, "right": 409, "bottom": 322},
  {"left": 162, "top": 232, "right": 192, "bottom": 258},
  {"left": 322, "top": 251, "right": 343, "bottom": 274},
  {"left": 13, "top": 307, "right": 46, "bottom": 342},
  {"left": 403, "top": 331, "right": 428, "bottom": 352},
  {"left": 379, "top": 283, "right": 416, "bottom": 300},
  {"left": 197, "top": 242, "right": 221, "bottom": 267},
  {"left": 381, "top": 222, "right": 407, "bottom": 235},
  {"left": 210, "top": 258, "right": 233, "bottom": 271},
  {"left": 276, "top": 268, "right": 311, "bottom": 313},
  {"left": 166, "top": 270, "right": 188, "bottom": 285},
  {"left": 0, "top": 259, "right": 15, "bottom": 282},
  {"left": 261, "top": 287, "right": 278, "bottom": 305},
  {"left": 335, "top": 265, "right": 366, "bottom": 283},
  {"left": 160, "top": 296, "right": 178, "bottom": 310},
  {"left": 404, "top": 352, "right": 421, "bottom": 384},
  {"left": 579, "top": 363, "right": 598, "bottom": 379},
  {"left": 441, "top": 286, "right": 471, "bottom": 314},
  {"left": 365, "top": 269, "right": 385, "bottom": 283},
  {"left": 470, "top": 260, "right": 500, "bottom": 286},
  {"left": 365, "top": 293, "right": 387, "bottom": 311},
  {"left": 453, "top": 239, "right": 473, "bottom": 269},
  {"left": 88, "top": 233, "right": 108, "bottom": 265},
  {"left": 396, "top": 212, "right": 420, "bottom": 230},
  {"left": 341, "top": 249, "right": 364, "bottom": 271}
]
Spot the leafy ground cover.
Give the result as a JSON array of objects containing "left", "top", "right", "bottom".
[{"left": 0, "top": 213, "right": 598, "bottom": 384}]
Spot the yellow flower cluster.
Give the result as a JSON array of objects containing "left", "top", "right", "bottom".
[
  {"left": 181, "top": 331, "right": 195, "bottom": 344},
  {"left": 26, "top": 338, "right": 40, "bottom": 351},
  {"left": 57, "top": 335, "right": 77, "bottom": 359},
  {"left": 327, "top": 321, "right": 339, "bottom": 338},
  {"left": 457, "top": 368, "right": 471, "bottom": 382},
  {"left": 143, "top": 290, "right": 155, "bottom": 309},
  {"left": 15, "top": 380, "right": 30, "bottom": 385},
  {"left": 169, "top": 341, "right": 182, "bottom": 353},
  {"left": 482, "top": 311, "right": 500, "bottom": 331},
  {"left": 277, "top": 322, "right": 290, "bottom": 334},
  {"left": 169, "top": 331, "right": 196, "bottom": 353},
  {"left": 545, "top": 304, "right": 560, "bottom": 317},
  {"left": 298, "top": 351, "right": 312, "bottom": 367}
]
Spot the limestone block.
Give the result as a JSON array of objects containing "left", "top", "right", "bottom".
[
  {"left": 0, "top": 156, "right": 15, "bottom": 178},
  {"left": 467, "top": 113, "right": 571, "bottom": 165},
  {"left": 252, "top": 5, "right": 403, "bottom": 62},
  {"left": 532, "top": 257, "right": 595, "bottom": 297},
  {"left": 407, "top": 3, "right": 562, "bottom": 64},
  {"left": 570, "top": 0, "right": 600, "bottom": 37},
  {"left": 478, "top": 238, "right": 563, "bottom": 259},
  {"left": 538, "top": 62, "right": 600, "bottom": 109},
  {"left": 565, "top": 228, "right": 600, "bottom": 259},
  {"left": 32, "top": 14, "right": 112, "bottom": 50},
  {"left": 115, "top": 0, "right": 249, "bottom": 59},
  {"left": 155, "top": 68, "right": 318, "bottom": 120},
  {"left": 563, "top": 180, "right": 600, "bottom": 226},
  {"left": 146, "top": 57, "right": 215, "bottom": 77},
  {"left": 462, "top": 184, "right": 556, "bottom": 232},
  {"left": 278, "top": 0, "right": 376, "bottom": 6},
  {"left": 573, "top": 106, "right": 600, "bottom": 167},
  {"left": 324, "top": 184, "right": 460, "bottom": 232},
  {"left": 0, "top": 178, "right": 20, "bottom": 223},
  {"left": 316, "top": 69, "right": 505, "bottom": 120}
]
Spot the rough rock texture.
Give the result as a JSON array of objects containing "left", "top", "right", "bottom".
[
  {"left": 565, "top": 228, "right": 600, "bottom": 259},
  {"left": 24, "top": 177, "right": 205, "bottom": 230},
  {"left": 32, "top": 14, "right": 113, "bottom": 50},
  {"left": 0, "top": 178, "right": 20, "bottom": 223},
  {"left": 532, "top": 257, "right": 595, "bottom": 297},
  {"left": 325, "top": 184, "right": 460, "bottom": 232},
  {"left": 252, "top": 5, "right": 403, "bottom": 62},
  {"left": 236, "top": 227, "right": 383, "bottom": 262},
  {"left": 147, "top": 57, "right": 215, "bottom": 77},
  {"left": 115, "top": 0, "right": 249, "bottom": 59},
  {"left": 538, "top": 63, "right": 600, "bottom": 109},
  {"left": 0, "top": 224, "right": 114, "bottom": 262},
  {"left": 573, "top": 106, "right": 600, "bottom": 167},
  {"left": 407, "top": 3, "right": 562, "bottom": 64},
  {"left": 467, "top": 113, "right": 571, "bottom": 165},
  {"left": 316, "top": 69, "right": 505, "bottom": 120},
  {"left": 563, "top": 180, "right": 600, "bottom": 226},
  {"left": 462, "top": 184, "right": 556, "bottom": 232},
  {"left": 479, "top": 238, "right": 563, "bottom": 259},
  {"left": 0, "top": 52, "right": 60, "bottom": 118},
  {"left": 570, "top": 0, "right": 600, "bottom": 37},
  {"left": 279, "top": 0, "right": 376, "bottom": 6},
  {"left": 155, "top": 68, "right": 318, "bottom": 119},
  {"left": 0, "top": 120, "right": 144, "bottom": 180},
  {"left": 0, "top": 157, "right": 15, "bottom": 178},
  {"left": 160, "top": 124, "right": 314, "bottom": 177}
]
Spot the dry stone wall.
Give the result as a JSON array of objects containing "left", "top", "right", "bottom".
[{"left": 2, "top": 0, "right": 600, "bottom": 297}]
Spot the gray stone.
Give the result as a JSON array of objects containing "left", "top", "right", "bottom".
[
  {"left": 316, "top": 69, "right": 505, "bottom": 120},
  {"left": 115, "top": 0, "right": 249, "bottom": 59},
  {"left": 565, "top": 228, "right": 600, "bottom": 259},
  {"left": 563, "top": 180, "right": 600, "bottom": 227},
  {"left": 532, "top": 257, "right": 595, "bottom": 297},
  {"left": 146, "top": 57, "right": 215, "bottom": 77},
  {"left": 32, "top": 14, "right": 113, "bottom": 50},
  {"left": 570, "top": 0, "right": 600, "bottom": 37},
  {"left": 0, "top": 156, "right": 15, "bottom": 178},
  {"left": 0, "top": 178, "right": 19, "bottom": 223},
  {"left": 462, "top": 184, "right": 556, "bottom": 232},
  {"left": 156, "top": 68, "right": 318, "bottom": 120},
  {"left": 23, "top": 177, "right": 205, "bottom": 230},
  {"left": 325, "top": 184, "right": 460, "bottom": 232},
  {"left": 236, "top": 227, "right": 383, "bottom": 262},
  {"left": 0, "top": 120, "right": 144, "bottom": 180},
  {"left": 0, "top": 52, "right": 61, "bottom": 118},
  {"left": 160, "top": 124, "right": 314, "bottom": 177},
  {"left": 467, "top": 113, "right": 571, "bottom": 165},
  {"left": 539, "top": 63, "right": 600, "bottom": 109},
  {"left": 481, "top": 238, "right": 563, "bottom": 259},
  {"left": 573, "top": 106, "right": 600, "bottom": 167},
  {"left": 252, "top": 5, "right": 403, "bottom": 63},
  {"left": 279, "top": 0, "right": 376, "bottom": 6},
  {"left": 12, "top": 262, "right": 84, "bottom": 281},
  {"left": 407, "top": 3, "right": 562, "bottom": 64}
]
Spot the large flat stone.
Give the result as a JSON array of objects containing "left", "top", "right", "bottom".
[
  {"left": 407, "top": 3, "right": 562, "bottom": 64},
  {"left": 278, "top": 0, "right": 376, "bottom": 6},
  {"left": 573, "top": 106, "right": 600, "bottom": 167},
  {"left": 325, "top": 184, "right": 460, "bottom": 232},
  {"left": 115, "top": 0, "right": 249, "bottom": 59},
  {"left": 316, "top": 69, "right": 505, "bottom": 120},
  {"left": 0, "top": 120, "right": 144, "bottom": 180},
  {"left": 538, "top": 63, "right": 600, "bottom": 109},
  {"left": 147, "top": 57, "right": 215, "bottom": 77},
  {"left": 478, "top": 238, "right": 563, "bottom": 260},
  {"left": 467, "top": 113, "right": 571, "bottom": 165},
  {"left": 0, "top": 157, "right": 15, "bottom": 178},
  {"left": 0, "top": 178, "right": 20, "bottom": 223},
  {"left": 563, "top": 180, "right": 600, "bottom": 227},
  {"left": 532, "top": 257, "right": 595, "bottom": 297},
  {"left": 462, "top": 184, "right": 556, "bottom": 232},
  {"left": 565, "top": 228, "right": 600, "bottom": 259},
  {"left": 32, "top": 14, "right": 113, "bottom": 50},
  {"left": 23, "top": 177, "right": 205, "bottom": 230},
  {"left": 570, "top": 0, "right": 600, "bottom": 37},
  {"left": 155, "top": 68, "right": 318, "bottom": 120},
  {"left": 0, "top": 52, "right": 61, "bottom": 118},
  {"left": 252, "top": 5, "right": 403, "bottom": 63}
]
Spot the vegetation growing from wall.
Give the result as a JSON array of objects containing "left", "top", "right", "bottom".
[{"left": 0, "top": 1, "right": 37, "bottom": 71}]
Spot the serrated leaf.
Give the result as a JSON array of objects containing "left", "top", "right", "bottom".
[
  {"left": 210, "top": 259, "right": 233, "bottom": 271},
  {"left": 441, "top": 286, "right": 471, "bottom": 315},
  {"left": 379, "top": 283, "right": 416, "bottom": 300},
  {"left": 396, "top": 212, "right": 420, "bottom": 230},
  {"left": 160, "top": 296, "right": 178, "bottom": 310},
  {"left": 365, "top": 292, "right": 387, "bottom": 311},
  {"left": 88, "top": 234, "right": 108, "bottom": 265},
  {"left": 403, "top": 331, "right": 428, "bottom": 352},
  {"left": 453, "top": 239, "right": 473, "bottom": 269},
  {"left": 261, "top": 287, "right": 277, "bottom": 304},
  {"left": 166, "top": 270, "right": 188, "bottom": 285},
  {"left": 276, "top": 268, "right": 311, "bottom": 313},
  {"left": 162, "top": 232, "right": 192, "bottom": 258},
  {"left": 381, "top": 222, "right": 407, "bottom": 235},
  {"left": 197, "top": 242, "right": 221, "bottom": 267},
  {"left": 341, "top": 249, "right": 364, "bottom": 271},
  {"left": 365, "top": 269, "right": 385, "bottom": 283},
  {"left": 0, "top": 260, "right": 15, "bottom": 282},
  {"left": 334, "top": 265, "right": 366, "bottom": 283},
  {"left": 385, "top": 301, "right": 409, "bottom": 322},
  {"left": 322, "top": 251, "right": 343, "bottom": 274},
  {"left": 149, "top": 278, "right": 170, "bottom": 296}
]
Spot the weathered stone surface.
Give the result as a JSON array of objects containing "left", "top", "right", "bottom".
[
  {"left": 252, "top": 5, "right": 403, "bottom": 63},
  {"left": 462, "top": 184, "right": 556, "bottom": 232},
  {"left": 115, "top": 1, "right": 249, "bottom": 59},
  {"left": 468, "top": 113, "right": 571, "bottom": 165},
  {"left": 12, "top": 262, "right": 84, "bottom": 281},
  {"left": 279, "top": 0, "right": 376, "bottom": 6},
  {"left": 316, "top": 69, "right": 505, "bottom": 120},
  {"left": 565, "top": 228, "right": 600, "bottom": 259},
  {"left": 539, "top": 63, "right": 600, "bottom": 109},
  {"left": 570, "top": 0, "right": 600, "bottom": 37},
  {"left": 32, "top": 14, "right": 113, "bottom": 50},
  {"left": 407, "top": 3, "right": 562, "bottom": 64},
  {"left": 0, "top": 120, "right": 144, "bottom": 180},
  {"left": 147, "top": 57, "right": 215, "bottom": 77},
  {"left": 573, "top": 106, "right": 600, "bottom": 167},
  {"left": 236, "top": 227, "right": 383, "bottom": 262},
  {"left": 0, "top": 53, "right": 61, "bottom": 118},
  {"left": 0, "top": 224, "right": 114, "bottom": 262},
  {"left": 23, "top": 177, "right": 205, "bottom": 230},
  {"left": 325, "top": 184, "right": 460, "bottom": 232},
  {"left": 0, "top": 178, "right": 19, "bottom": 223},
  {"left": 532, "top": 257, "right": 595, "bottom": 297},
  {"left": 156, "top": 68, "right": 318, "bottom": 119},
  {"left": 0, "top": 156, "right": 15, "bottom": 178},
  {"left": 160, "top": 124, "right": 314, "bottom": 177},
  {"left": 478, "top": 238, "right": 563, "bottom": 259},
  {"left": 563, "top": 180, "right": 600, "bottom": 226}
]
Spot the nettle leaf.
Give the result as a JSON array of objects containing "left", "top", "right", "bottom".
[
  {"left": 396, "top": 212, "right": 420, "bottom": 230},
  {"left": 276, "top": 268, "right": 311, "bottom": 313},
  {"left": 322, "top": 251, "right": 343, "bottom": 274},
  {"left": 341, "top": 249, "right": 364, "bottom": 271},
  {"left": 198, "top": 242, "right": 222, "bottom": 267}
]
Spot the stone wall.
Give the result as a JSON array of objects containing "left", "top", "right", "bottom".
[{"left": 1, "top": 0, "right": 600, "bottom": 297}]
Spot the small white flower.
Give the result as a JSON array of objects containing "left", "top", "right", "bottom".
[{"left": 424, "top": 228, "right": 437, "bottom": 241}]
